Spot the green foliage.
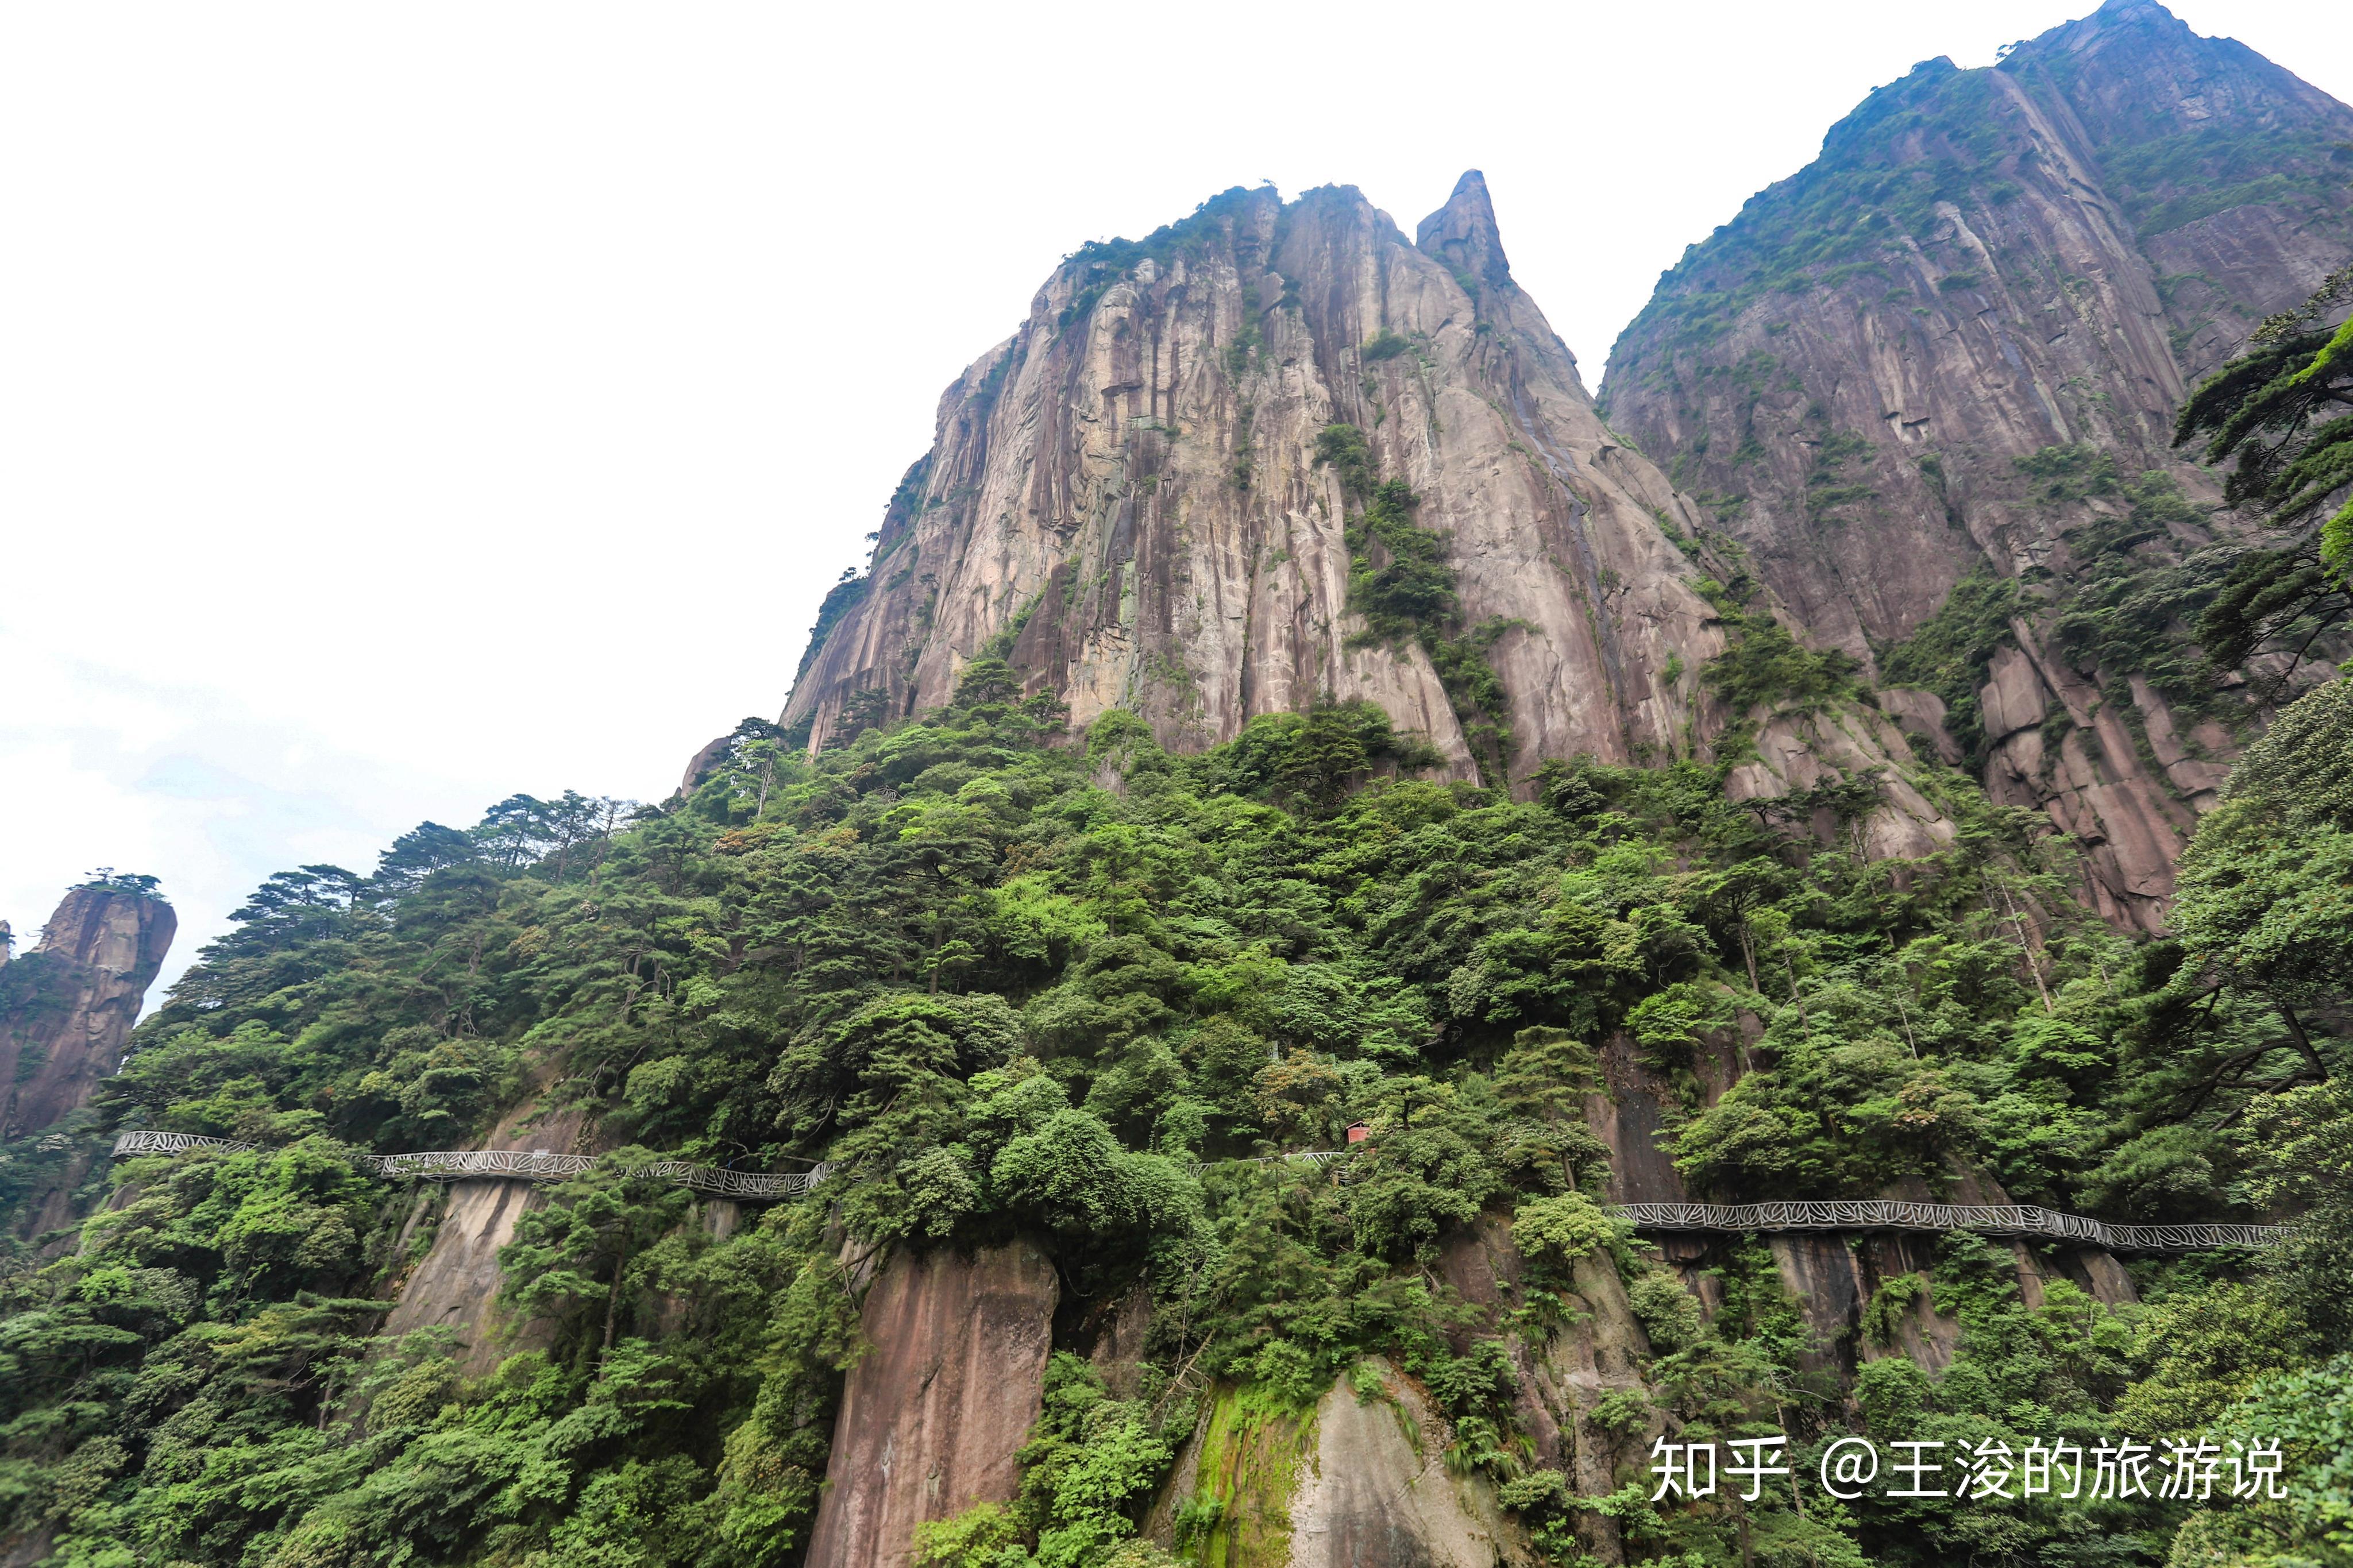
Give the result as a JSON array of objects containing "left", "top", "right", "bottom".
[
  {"left": 1859, "top": 1272, "right": 1927, "bottom": 1347},
  {"left": 2175, "top": 262, "right": 2353, "bottom": 678},
  {"left": 1612, "top": 59, "right": 2013, "bottom": 354},
  {"left": 1614, "top": 29, "right": 2348, "bottom": 366},
  {"left": 1193, "top": 702, "right": 1443, "bottom": 813},
  {"left": 1878, "top": 567, "right": 2023, "bottom": 766},
  {"left": 1311, "top": 422, "right": 1374, "bottom": 498},
  {"left": 1316, "top": 424, "right": 1517, "bottom": 783},
  {"left": 2014, "top": 441, "right": 2121, "bottom": 504},
  {"left": 1056, "top": 186, "right": 1268, "bottom": 335},
  {"left": 1348, "top": 478, "right": 1460, "bottom": 639},
  {"left": 2127, "top": 687, "right": 2353, "bottom": 1363},
  {"left": 1700, "top": 605, "right": 1862, "bottom": 718},
  {"left": 5, "top": 589, "right": 2350, "bottom": 1567},
  {"left": 796, "top": 570, "right": 874, "bottom": 683},
  {"left": 1804, "top": 428, "right": 1877, "bottom": 526},
  {"left": 72, "top": 868, "right": 164, "bottom": 897},
  {"left": 1885, "top": 445, "right": 2240, "bottom": 763},
  {"left": 2239, "top": 1081, "right": 2353, "bottom": 1349},
  {"left": 1674, "top": 1006, "right": 1980, "bottom": 1199},
  {"left": 916, "top": 1355, "right": 1177, "bottom": 1568},
  {"left": 2016, "top": 448, "right": 2236, "bottom": 706},
  {"left": 1829, "top": 1242, "right": 2158, "bottom": 1566},
  {"left": 2167, "top": 679, "right": 2353, "bottom": 1127},
  {"left": 2095, "top": 125, "right": 2353, "bottom": 239},
  {"left": 2171, "top": 1353, "right": 2353, "bottom": 1564},
  {"left": 1492, "top": 1026, "right": 1610, "bottom": 1189},
  {"left": 1509, "top": 1192, "right": 1617, "bottom": 1287}
]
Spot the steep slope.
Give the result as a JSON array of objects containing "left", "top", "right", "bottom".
[
  {"left": 783, "top": 175, "right": 1731, "bottom": 785},
  {"left": 0, "top": 883, "right": 174, "bottom": 1141},
  {"left": 806, "top": 1240, "right": 1059, "bottom": 1568},
  {"left": 378, "top": 1086, "right": 591, "bottom": 1373},
  {"left": 1602, "top": 0, "right": 2353, "bottom": 926},
  {"left": 1145, "top": 1357, "right": 1538, "bottom": 1567},
  {"left": 9, "top": 675, "right": 2344, "bottom": 1567},
  {"left": 9, "top": 29, "right": 2350, "bottom": 1561}
]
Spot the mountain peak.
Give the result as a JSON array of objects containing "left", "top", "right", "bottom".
[
  {"left": 776, "top": 172, "right": 1779, "bottom": 784},
  {"left": 1415, "top": 169, "right": 1512, "bottom": 287},
  {"left": 2053, "top": 0, "right": 2196, "bottom": 47}
]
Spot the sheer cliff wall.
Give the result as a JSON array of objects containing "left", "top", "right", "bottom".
[
  {"left": 0, "top": 886, "right": 174, "bottom": 1141},
  {"left": 1602, "top": 0, "right": 2353, "bottom": 925},
  {"left": 782, "top": 175, "right": 1738, "bottom": 785}
]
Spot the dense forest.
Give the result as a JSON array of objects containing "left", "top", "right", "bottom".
[
  {"left": 6, "top": 35, "right": 2352, "bottom": 1565},
  {"left": 2, "top": 621, "right": 2348, "bottom": 1565}
]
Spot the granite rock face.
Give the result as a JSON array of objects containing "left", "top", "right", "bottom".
[
  {"left": 1148, "top": 1359, "right": 1534, "bottom": 1568},
  {"left": 1601, "top": 0, "right": 2353, "bottom": 926},
  {"left": 783, "top": 173, "right": 1737, "bottom": 785},
  {"left": 0, "top": 886, "right": 174, "bottom": 1139},
  {"left": 1606, "top": 0, "right": 2353, "bottom": 655},
  {"left": 1439, "top": 1222, "right": 1653, "bottom": 1565},
  {"left": 379, "top": 1091, "right": 589, "bottom": 1373},
  {"left": 1285, "top": 1360, "right": 1532, "bottom": 1568},
  {"left": 804, "top": 1238, "right": 1060, "bottom": 1568}
]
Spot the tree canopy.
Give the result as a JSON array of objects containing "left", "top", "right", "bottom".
[
  {"left": 2176, "top": 262, "right": 2353, "bottom": 677},
  {"left": 0, "top": 676, "right": 2345, "bottom": 1567}
]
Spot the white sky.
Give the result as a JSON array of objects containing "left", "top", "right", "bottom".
[{"left": 4, "top": 1, "right": 2348, "bottom": 1007}]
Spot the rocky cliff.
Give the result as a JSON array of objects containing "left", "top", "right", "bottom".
[
  {"left": 1601, "top": 0, "right": 2353, "bottom": 926},
  {"left": 807, "top": 1240, "right": 1060, "bottom": 1568},
  {"left": 0, "top": 885, "right": 174, "bottom": 1141},
  {"left": 379, "top": 1088, "right": 591, "bottom": 1373},
  {"left": 782, "top": 173, "right": 1737, "bottom": 785},
  {"left": 1148, "top": 1358, "right": 1536, "bottom": 1568}
]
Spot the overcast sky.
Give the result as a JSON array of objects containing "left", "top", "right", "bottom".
[{"left": 5, "top": 1, "right": 2348, "bottom": 1006}]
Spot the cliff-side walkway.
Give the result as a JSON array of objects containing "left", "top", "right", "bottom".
[{"left": 111, "top": 1132, "right": 2285, "bottom": 1250}]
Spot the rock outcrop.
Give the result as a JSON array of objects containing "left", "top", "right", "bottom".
[
  {"left": 1137, "top": 1216, "right": 1654, "bottom": 1567},
  {"left": 1285, "top": 1361, "right": 1531, "bottom": 1568},
  {"left": 1587, "top": 1018, "right": 2135, "bottom": 1380},
  {"left": 1601, "top": 0, "right": 2353, "bottom": 926},
  {"left": 379, "top": 1092, "right": 589, "bottom": 1373},
  {"left": 0, "top": 885, "right": 174, "bottom": 1140},
  {"left": 805, "top": 1238, "right": 1060, "bottom": 1568},
  {"left": 782, "top": 173, "right": 1738, "bottom": 785},
  {"left": 1150, "top": 1361, "right": 1534, "bottom": 1568},
  {"left": 1440, "top": 1222, "right": 1655, "bottom": 1565}
]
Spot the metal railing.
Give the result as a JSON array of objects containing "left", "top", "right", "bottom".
[
  {"left": 111, "top": 1130, "right": 259, "bottom": 1158},
  {"left": 1613, "top": 1199, "right": 2287, "bottom": 1252},
  {"left": 111, "top": 1131, "right": 831, "bottom": 1200},
  {"left": 1192, "top": 1149, "right": 1348, "bottom": 1173},
  {"left": 107, "top": 1134, "right": 2285, "bottom": 1248}
]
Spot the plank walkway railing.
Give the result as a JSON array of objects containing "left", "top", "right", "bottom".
[
  {"left": 110, "top": 1130, "right": 832, "bottom": 1199},
  {"left": 1195, "top": 1150, "right": 1347, "bottom": 1172},
  {"left": 1611, "top": 1199, "right": 2287, "bottom": 1252},
  {"left": 111, "top": 1133, "right": 2284, "bottom": 1249}
]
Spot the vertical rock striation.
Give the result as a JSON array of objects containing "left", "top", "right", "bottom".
[
  {"left": 805, "top": 1238, "right": 1060, "bottom": 1568},
  {"left": 1440, "top": 1221, "right": 1653, "bottom": 1565},
  {"left": 1148, "top": 1361, "right": 1536, "bottom": 1568},
  {"left": 1601, "top": 0, "right": 2353, "bottom": 925},
  {"left": 379, "top": 1094, "right": 589, "bottom": 1372},
  {"left": 0, "top": 886, "right": 174, "bottom": 1140},
  {"left": 784, "top": 174, "right": 1737, "bottom": 785},
  {"left": 1284, "top": 1360, "right": 1533, "bottom": 1568}
]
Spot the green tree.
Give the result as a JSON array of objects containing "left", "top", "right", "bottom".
[{"left": 2175, "top": 260, "right": 2353, "bottom": 675}]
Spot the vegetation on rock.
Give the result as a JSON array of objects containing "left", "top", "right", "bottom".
[
  {"left": 2176, "top": 263, "right": 2353, "bottom": 682},
  {"left": 1317, "top": 423, "right": 1517, "bottom": 783},
  {"left": 7, "top": 9, "right": 2353, "bottom": 1561},
  {"left": 0, "top": 651, "right": 2345, "bottom": 1564}
]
